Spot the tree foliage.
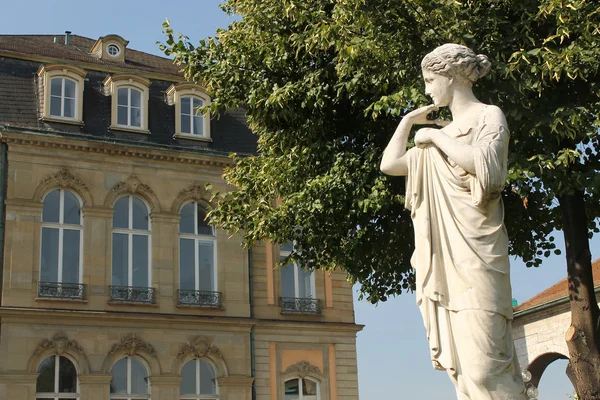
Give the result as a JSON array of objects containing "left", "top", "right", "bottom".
[{"left": 160, "top": 0, "right": 600, "bottom": 303}]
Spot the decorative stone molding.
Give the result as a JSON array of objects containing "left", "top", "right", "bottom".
[
  {"left": 172, "top": 337, "right": 229, "bottom": 377},
  {"left": 284, "top": 361, "right": 323, "bottom": 378},
  {"left": 103, "top": 175, "right": 161, "bottom": 212},
  {"left": 108, "top": 333, "right": 157, "bottom": 358},
  {"left": 27, "top": 332, "right": 91, "bottom": 374},
  {"left": 171, "top": 183, "right": 212, "bottom": 213},
  {"left": 33, "top": 167, "right": 94, "bottom": 206}
]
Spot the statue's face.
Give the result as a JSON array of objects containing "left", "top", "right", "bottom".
[{"left": 422, "top": 69, "right": 452, "bottom": 107}]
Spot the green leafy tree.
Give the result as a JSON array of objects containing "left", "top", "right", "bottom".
[{"left": 161, "top": 0, "right": 600, "bottom": 396}]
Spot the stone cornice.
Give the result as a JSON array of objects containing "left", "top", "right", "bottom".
[
  {"left": 77, "top": 374, "right": 112, "bottom": 384},
  {"left": 81, "top": 206, "right": 113, "bottom": 218},
  {"left": 0, "top": 130, "right": 235, "bottom": 168},
  {"left": 5, "top": 198, "right": 44, "bottom": 212},
  {"left": 149, "top": 374, "right": 183, "bottom": 386},
  {"left": 218, "top": 375, "right": 255, "bottom": 387},
  {"left": 0, "top": 372, "right": 37, "bottom": 384}
]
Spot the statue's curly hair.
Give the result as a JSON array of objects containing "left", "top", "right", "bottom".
[{"left": 421, "top": 44, "right": 491, "bottom": 84}]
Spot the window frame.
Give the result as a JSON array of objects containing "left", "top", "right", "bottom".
[
  {"left": 40, "top": 189, "right": 84, "bottom": 285},
  {"left": 283, "top": 377, "right": 320, "bottom": 400},
  {"left": 116, "top": 87, "right": 143, "bottom": 128},
  {"left": 35, "top": 355, "right": 80, "bottom": 400},
  {"left": 110, "top": 356, "right": 151, "bottom": 400},
  {"left": 178, "top": 201, "right": 218, "bottom": 292},
  {"left": 37, "top": 64, "right": 86, "bottom": 124},
  {"left": 166, "top": 83, "right": 212, "bottom": 141},
  {"left": 103, "top": 74, "right": 150, "bottom": 134},
  {"left": 280, "top": 243, "right": 316, "bottom": 299},
  {"left": 180, "top": 96, "right": 206, "bottom": 137},
  {"left": 111, "top": 195, "right": 152, "bottom": 288},
  {"left": 179, "top": 358, "right": 219, "bottom": 400}
]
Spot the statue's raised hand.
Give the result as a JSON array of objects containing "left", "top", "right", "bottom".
[{"left": 404, "top": 104, "right": 449, "bottom": 126}]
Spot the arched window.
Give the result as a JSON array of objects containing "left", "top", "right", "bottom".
[
  {"left": 180, "top": 96, "right": 205, "bottom": 136},
  {"left": 178, "top": 202, "right": 219, "bottom": 307},
  {"left": 117, "top": 87, "right": 142, "bottom": 128},
  {"left": 111, "top": 195, "right": 153, "bottom": 303},
  {"left": 36, "top": 355, "right": 78, "bottom": 399},
  {"left": 49, "top": 77, "right": 77, "bottom": 119},
  {"left": 180, "top": 359, "right": 218, "bottom": 399},
  {"left": 110, "top": 357, "right": 150, "bottom": 400},
  {"left": 284, "top": 377, "right": 319, "bottom": 400},
  {"left": 39, "top": 189, "right": 83, "bottom": 300}
]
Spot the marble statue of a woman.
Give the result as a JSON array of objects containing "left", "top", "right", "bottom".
[{"left": 380, "top": 44, "right": 527, "bottom": 399}]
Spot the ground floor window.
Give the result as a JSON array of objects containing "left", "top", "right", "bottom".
[
  {"left": 110, "top": 357, "right": 150, "bottom": 400},
  {"left": 284, "top": 377, "right": 319, "bottom": 400},
  {"left": 36, "top": 355, "right": 78, "bottom": 399}
]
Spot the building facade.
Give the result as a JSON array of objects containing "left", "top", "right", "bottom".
[{"left": 0, "top": 33, "right": 361, "bottom": 400}]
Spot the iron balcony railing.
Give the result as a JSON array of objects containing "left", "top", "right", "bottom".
[
  {"left": 38, "top": 281, "right": 85, "bottom": 300},
  {"left": 177, "top": 290, "right": 222, "bottom": 308},
  {"left": 109, "top": 285, "right": 155, "bottom": 304},
  {"left": 280, "top": 297, "right": 322, "bottom": 315}
]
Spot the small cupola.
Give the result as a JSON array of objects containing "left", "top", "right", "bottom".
[{"left": 90, "top": 34, "right": 129, "bottom": 63}]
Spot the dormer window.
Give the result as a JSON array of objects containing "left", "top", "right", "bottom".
[
  {"left": 37, "top": 64, "right": 86, "bottom": 124},
  {"left": 166, "top": 83, "right": 212, "bottom": 142},
  {"left": 103, "top": 74, "right": 150, "bottom": 133},
  {"left": 107, "top": 43, "right": 121, "bottom": 57}
]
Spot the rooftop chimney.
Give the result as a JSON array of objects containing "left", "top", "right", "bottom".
[{"left": 65, "top": 31, "right": 71, "bottom": 45}]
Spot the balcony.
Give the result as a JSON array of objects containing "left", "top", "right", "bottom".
[
  {"left": 177, "top": 290, "right": 222, "bottom": 308},
  {"left": 38, "top": 281, "right": 85, "bottom": 300},
  {"left": 109, "top": 285, "right": 155, "bottom": 304},
  {"left": 280, "top": 297, "right": 322, "bottom": 315}
]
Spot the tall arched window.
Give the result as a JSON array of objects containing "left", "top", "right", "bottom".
[
  {"left": 117, "top": 87, "right": 142, "bottom": 127},
  {"left": 178, "top": 202, "right": 219, "bottom": 307},
  {"left": 284, "top": 377, "right": 319, "bottom": 400},
  {"left": 110, "top": 357, "right": 150, "bottom": 400},
  {"left": 180, "top": 359, "right": 218, "bottom": 399},
  {"left": 36, "top": 355, "right": 78, "bottom": 399},
  {"left": 39, "top": 189, "right": 83, "bottom": 300},
  {"left": 180, "top": 96, "right": 205, "bottom": 136},
  {"left": 49, "top": 77, "right": 77, "bottom": 119},
  {"left": 111, "top": 195, "right": 153, "bottom": 303}
]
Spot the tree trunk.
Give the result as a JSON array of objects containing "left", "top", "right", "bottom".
[{"left": 559, "top": 191, "right": 600, "bottom": 399}]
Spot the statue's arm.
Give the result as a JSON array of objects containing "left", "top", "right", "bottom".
[
  {"left": 420, "top": 129, "right": 476, "bottom": 174},
  {"left": 380, "top": 104, "right": 440, "bottom": 176}
]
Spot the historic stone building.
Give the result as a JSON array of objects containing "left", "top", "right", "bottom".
[
  {"left": 512, "top": 258, "right": 600, "bottom": 390},
  {"left": 0, "top": 32, "right": 362, "bottom": 400}
]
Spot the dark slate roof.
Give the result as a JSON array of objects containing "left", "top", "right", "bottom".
[{"left": 0, "top": 36, "right": 257, "bottom": 156}]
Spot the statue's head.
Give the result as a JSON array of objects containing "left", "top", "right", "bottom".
[{"left": 420, "top": 44, "right": 491, "bottom": 106}]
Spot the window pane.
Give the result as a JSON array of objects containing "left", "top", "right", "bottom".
[
  {"left": 50, "top": 96, "right": 62, "bottom": 116},
  {"left": 113, "top": 197, "right": 129, "bottom": 229},
  {"left": 42, "top": 190, "right": 60, "bottom": 223},
  {"left": 63, "top": 98, "right": 75, "bottom": 118},
  {"left": 36, "top": 356, "right": 56, "bottom": 393},
  {"left": 179, "top": 202, "right": 195, "bottom": 234},
  {"left": 130, "top": 357, "right": 148, "bottom": 394},
  {"left": 112, "top": 233, "right": 128, "bottom": 286},
  {"left": 63, "top": 191, "right": 80, "bottom": 225},
  {"left": 280, "top": 262, "right": 295, "bottom": 298},
  {"left": 130, "top": 89, "right": 141, "bottom": 108},
  {"left": 117, "top": 88, "right": 128, "bottom": 106},
  {"left": 64, "top": 79, "right": 76, "bottom": 99},
  {"left": 110, "top": 358, "right": 127, "bottom": 394},
  {"left": 51, "top": 78, "right": 62, "bottom": 96},
  {"left": 181, "top": 113, "right": 191, "bottom": 134},
  {"left": 180, "top": 238, "right": 195, "bottom": 291},
  {"left": 280, "top": 241, "right": 294, "bottom": 253},
  {"left": 117, "top": 105, "right": 128, "bottom": 125},
  {"left": 132, "top": 234, "right": 148, "bottom": 287},
  {"left": 58, "top": 356, "right": 77, "bottom": 393},
  {"left": 132, "top": 197, "right": 148, "bottom": 230},
  {"left": 62, "top": 229, "right": 80, "bottom": 283},
  {"left": 298, "top": 267, "right": 313, "bottom": 298},
  {"left": 130, "top": 106, "right": 141, "bottom": 127},
  {"left": 193, "top": 115, "right": 204, "bottom": 135},
  {"left": 193, "top": 97, "right": 203, "bottom": 110},
  {"left": 180, "top": 360, "right": 196, "bottom": 395},
  {"left": 181, "top": 97, "right": 191, "bottom": 115},
  {"left": 303, "top": 378, "right": 318, "bottom": 395},
  {"left": 285, "top": 379, "right": 300, "bottom": 400},
  {"left": 197, "top": 207, "right": 212, "bottom": 236},
  {"left": 199, "top": 359, "right": 216, "bottom": 395},
  {"left": 198, "top": 241, "right": 214, "bottom": 292},
  {"left": 41, "top": 227, "right": 59, "bottom": 282}
]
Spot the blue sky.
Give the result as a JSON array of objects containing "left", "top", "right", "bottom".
[{"left": 4, "top": 1, "right": 598, "bottom": 398}]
